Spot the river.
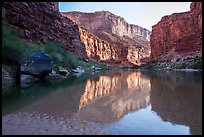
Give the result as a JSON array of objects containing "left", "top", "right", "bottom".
[{"left": 2, "top": 69, "right": 202, "bottom": 135}]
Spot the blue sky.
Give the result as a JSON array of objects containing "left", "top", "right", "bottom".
[{"left": 59, "top": 2, "right": 191, "bottom": 31}]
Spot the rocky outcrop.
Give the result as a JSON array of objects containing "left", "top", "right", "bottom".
[
  {"left": 62, "top": 11, "right": 151, "bottom": 66},
  {"left": 2, "top": 2, "right": 86, "bottom": 59},
  {"left": 150, "top": 2, "right": 202, "bottom": 61}
]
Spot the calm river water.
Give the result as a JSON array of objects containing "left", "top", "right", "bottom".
[{"left": 2, "top": 69, "right": 202, "bottom": 135}]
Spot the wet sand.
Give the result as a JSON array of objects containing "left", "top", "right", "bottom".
[{"left": 2, "top": 112, "right": 111, "bottom": 135}]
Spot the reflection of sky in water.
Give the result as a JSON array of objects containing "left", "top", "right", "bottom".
[{"left": 102, "top": 105, "right": 189, "bottom": 135}]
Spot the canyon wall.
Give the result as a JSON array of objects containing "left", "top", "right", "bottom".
[
  {"left": 79, "top": 28, "right": 150, "bottom": 66},
  {"left": 2, "top": 2, "right": 86, "bottom": 59},
  {"left": 3, "top": 2, "right": 151, "bottom": 66},
  {"left": 61, "top": 11, "right": 150, "bottom": 42},
  {"left": 62, "top": 11, "right": 151, "bottom": 66},
  {"left": 150, "top": 2, "right": 202, "bottom": 61},
  {"left": 79, "top": 28, "right": 127, "bottom": 65}
]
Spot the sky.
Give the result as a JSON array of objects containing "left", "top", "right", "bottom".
[{"left": 59, "top": 2, "right": 191, "bottom": 31}]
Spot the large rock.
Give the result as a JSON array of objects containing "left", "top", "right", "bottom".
[
  {"left": 21, "top": 51, "right": 52, "bottom": 78},
  {"left": 150, "top": 2, "right": 202, "bottom": 61}
]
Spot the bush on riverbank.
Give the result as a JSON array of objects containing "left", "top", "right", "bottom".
[
  {"left": 2, "top": 17, "right": 110, "bottom": 71},
  {"left": 174, "top": 57, "right": 202, "bottom": 69},
  {"left": 29, "top": 42, "right": 111, "bottom": 70},
  {"left": 2, "top": 17, "right": 27, "bottom": 62},
  {"left": 140, "top": 57, "right": 202, "bottom": 70}
]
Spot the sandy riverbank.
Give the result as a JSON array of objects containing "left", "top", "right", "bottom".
[{"left": 2, "top": 112, "right": 111, "bottom": 135}]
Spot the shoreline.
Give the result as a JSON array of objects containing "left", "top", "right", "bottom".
[
  {"left": 140, "top": 68, "right": 202, "bottom": 72},
  {"left": 173, "top": 68, "right": 202, "bottom": 72}
]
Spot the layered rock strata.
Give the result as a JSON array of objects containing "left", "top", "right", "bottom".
[
  {"left": 3, "top": 2, "right": 151, "bottom": 66},
  {"left": 79, "top": 28, "right": 150, "bottom": 66},
  {"left": 62, "top": 11, "right": 151, "bottom": 66},
  {"left": 150, "top": 2, "right": 202, "bottom": 61},
  {"left": 2, "top": 2, "right": 86, "bottom": 59},
  {"left": 61, "top": 11, "right": 150, "bottom": 42}
]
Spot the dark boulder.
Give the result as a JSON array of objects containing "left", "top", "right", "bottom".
[{"left": 21, "top": 51, "right": 53, "bottom": 79}]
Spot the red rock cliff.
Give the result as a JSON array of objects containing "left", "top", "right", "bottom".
[
  {"left": 2, "top": 2, "right": 86, "bottom": 59},
  {"left": 2, "top": 2, "right": 150, "bottom": 66},
  {"left": 62, "top": 11, "right": 151, "bottom": 66},
  {"left": 79, "top": 28, "right": 150, "bottom": 66},
  {"left": 79, "top": 28, "right": 127, "bottom": 65},
  {"left": 150, "top": 2, "right": 202, "bottom": 61},
  {"left": 62, "top": 11, "right": 150, "bottom": 42}
]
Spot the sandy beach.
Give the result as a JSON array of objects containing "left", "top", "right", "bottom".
[{"left": 2, "top": 112, "right": 110, "bottom": 135}]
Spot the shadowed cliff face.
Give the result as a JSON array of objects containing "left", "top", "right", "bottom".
[
  {"left": 2, "top": 2, "right": 151, "bottom": 66},
  {"left": 150, "top": 2, "right": 202, "bottom": 61},
  {"left": 2, "top": 2, "right": 86, "bottom": 59},
  {"left": 62, "top": 11, "right": 151, "bottom": 66},
  {"left": 76, "top": 70, "right": 151, "bottom": 123},
  {"left": 2, "top": 2, "right": 150, "bottom": 66}
]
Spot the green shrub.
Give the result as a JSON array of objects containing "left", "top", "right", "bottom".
[
  {"left": 175, "top": 57, "right": 202, "bottom": 69},
  {"left": 29, "top": 41, "right": 80, "bottom": 69},
  {"left": 2, "top": 17, "right": 28, "bottom": 61},
  {"left": 2, "top": 17, "right": 110, "bottom": 70},
  {"left": 189, "top": 58, "right": 202, "bottom": 69},
  {"left": 176, "top": 63, "right": 187, "bottom": 69}
]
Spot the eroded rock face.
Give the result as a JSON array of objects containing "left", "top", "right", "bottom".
[
  {"left": 79, "top": 28, "right": 128, "bottom": 66},
  {"left": 79, "top": 28, "right": 151, "bottom": 66},
  {"left": 150, "top": 2, "right": 202, "bottom": 61},
  {"left": 2, "top": 2, "right": 150, "bottom": 67},
  {"left": 62, "top": 11, "right": 150, "bottom": 42},
  {"left": 2, "top": 2, "right": 86, "bottom": 59},
  {"left": 62, "top": 11, "right": 151, "bottom": 66}
]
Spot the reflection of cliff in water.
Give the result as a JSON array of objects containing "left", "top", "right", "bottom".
[
  {"left": 3, "top": 75, "right": 90, "bottom": 118},
  {"left": 149, "top": 71, "right": 202, "bottom": 135},
  {"left": 76, "top": 70, "right": 151, "bottom": 123}
]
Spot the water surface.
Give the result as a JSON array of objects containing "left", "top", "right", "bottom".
[{"left": 2, "top": 70, "right": 202, "bottom": 135}]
